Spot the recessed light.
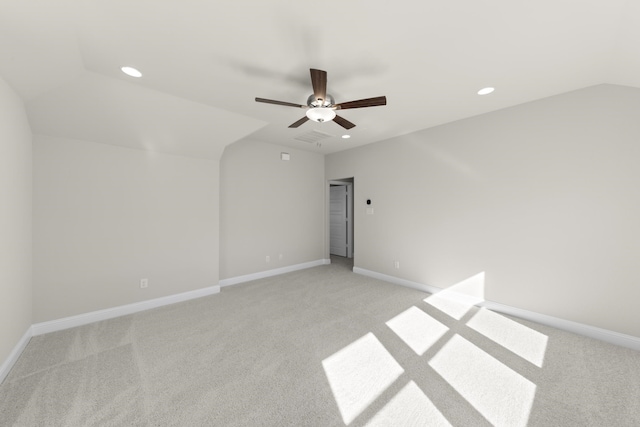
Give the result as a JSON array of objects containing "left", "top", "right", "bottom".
[
  {"left": 342, "top": 134, "right": 351, "bottom": 139},
  {"left": 121, "top": 66, "right": 142, "bottom": 78},
  {"left": 477, "top": 87, "right": 494, "bottom": 95}
]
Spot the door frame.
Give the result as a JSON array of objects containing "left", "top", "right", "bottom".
[{"left": 328, "top": 178, "right": 354, "bottom": 259}]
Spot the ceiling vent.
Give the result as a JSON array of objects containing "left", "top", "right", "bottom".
[{"left": 293, "top": 130, "right": 334, "bottom": 144}]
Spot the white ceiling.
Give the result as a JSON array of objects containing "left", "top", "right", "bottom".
[{"left": 1, "top": 0, "right": 639, "bottom": 157}]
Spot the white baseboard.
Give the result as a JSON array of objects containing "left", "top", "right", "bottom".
[
  {"left": 353, "top": 267, "right": 441, "bottom": 294},
  {"left": 0, "top": 327, "right": 32, "bottom": 385},
  {"left": 480, "top": 300, "right": 640, "bottom": 351},
  {"left": 354, "top": 267, "right": 640, "bottom": 352},
  {"left": 31, "top": 285, "right": 220, "bottom": 336},
  {"left": 219, "top": 259, "right": 330, "bottom": 288}
]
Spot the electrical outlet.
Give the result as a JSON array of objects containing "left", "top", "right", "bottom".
[
  {"left": 279, "top": 253, "right": 283, "bottom": 261},
  {"left": 140, "top": 278, "right": 149, "bottom": 288},
  {"left": 394, "top": 261, "right": 400, "bottom": 269},
  {"left": 266, "top": 255, "right": 270, "bottom": 263}
]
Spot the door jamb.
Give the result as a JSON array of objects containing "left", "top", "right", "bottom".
[{"left": 328, "top": 179, "right": 354, "bottom": 259}]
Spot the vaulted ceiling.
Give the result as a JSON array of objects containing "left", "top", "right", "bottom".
[{"left": 2, "top": 0, "right": 639, "bottom": 157}]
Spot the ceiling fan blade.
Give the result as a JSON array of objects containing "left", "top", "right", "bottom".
[
  {"left": 255, "top": 97, "right": 306, "bottom": 108},
  {"left": 288, "top": 116, "right": 310, "bottom": 128},
  {"left": 333, "top": 115, "right": 356, "bottom": 130},
  {"left": 335, "top": 96, "right": 387, "bottom": 110},
  {"left": 310, "top": 69, "right": 327, "bottom": 103}
]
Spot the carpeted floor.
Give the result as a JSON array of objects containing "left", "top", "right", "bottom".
[{"left": 1, "top": 257, "right": 639, "bottom": 426}]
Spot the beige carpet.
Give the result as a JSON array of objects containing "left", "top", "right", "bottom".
[{"left": 1, "top": 257, "right": 639, "bottom": 426}]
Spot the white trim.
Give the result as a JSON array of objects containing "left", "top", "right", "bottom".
[
  {"left": 480, "top": 300, "right": 640, "bottom": 351},
  {"left": 0, "top": 327, "right": 32, "bottom": 385},
  {"left": 354, "top": 267, "right": 640, "bottom": 352},
  {"left": 219, "top": 259, "right": 330, "bottom": 288},
  {"left": 31, "top": 285, "right": 220, "bottom": 336},
  {"left": 353, "top": 267, "right": 441, "bottom": 294}
]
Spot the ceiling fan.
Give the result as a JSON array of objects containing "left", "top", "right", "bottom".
[{"left": 255, "top": 68, "right": 386, "bottom": 129}]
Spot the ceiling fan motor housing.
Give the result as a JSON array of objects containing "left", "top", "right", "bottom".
[{"left": 307, "top": 94, "right": 335, "bottom": 108}]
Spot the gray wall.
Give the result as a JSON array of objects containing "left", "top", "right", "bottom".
[
  {"left": 326, "top": 84, "right": 640, "bottom": 337},
  {"left": 33, "top": 136, "right": 220, "bottom": 322},
  {"left": 0, "top": 77, "right": 32, "bottom": 363},
  {"left": 220, "top": 139, "right": 325, "bottom": 279},
  {"left": 5, "top": 81, "right": 638, "bottom": 363}
]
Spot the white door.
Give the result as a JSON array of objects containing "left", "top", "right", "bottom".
[{"left": 330, "top": 185, "right": 348, "bottom": 257}]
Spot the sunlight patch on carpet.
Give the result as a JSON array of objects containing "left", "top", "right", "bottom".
[
  {"left": 364, "top": 381, "right": 452, "bottom": 427},
  {"left": 322, "top": 333, "right": 404, "bottom": 425},
  {"left": 467, "top": 308, "right": 548, "bottom": 367},
  {"left": 385, "top": 306, "right": 449, "bottom": 356},
  {"left": 429, "top": 334, "right": 536, "bottom": 427},
  {"left": 424, "top": 272, "right": 485, "bottom": 320}
]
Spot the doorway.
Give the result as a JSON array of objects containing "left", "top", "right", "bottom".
[{"left": 329, "top": 179, "right": 354, "bottom": 260}]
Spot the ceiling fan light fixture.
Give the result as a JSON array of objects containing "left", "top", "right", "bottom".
[
  {"left": 477, "top": 87, "right": 495, "bottom": 95},
  {"left": 306, "top": 107, "right": 336, "bottom": 123}
]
